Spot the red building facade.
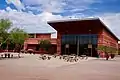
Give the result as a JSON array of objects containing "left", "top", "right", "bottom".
[
  {"left": 118, "top": 43, "right": 120, "bottom": 55},
  {"left": 48, "top": 18, "right": 119, "bottom": 56},
  {"left": 24, "top": 33, "right": 57, "bottom": 54}
]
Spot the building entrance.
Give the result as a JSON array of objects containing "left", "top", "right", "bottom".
[{"left": 61, "top": 34, "right": 98, "bottom": 57}]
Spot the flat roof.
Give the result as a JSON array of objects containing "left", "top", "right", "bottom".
[
  {"left": 48, "top": 18, "right": 119, "bottom": 41},
  {"left": 48, "top": 18, "right": 99, "bottom": 23},
  {"left": 28, "top": 32, "right": 56, "bottom": 34}
]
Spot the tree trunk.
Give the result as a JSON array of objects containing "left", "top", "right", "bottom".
[
  {"left": 18, "top": 44, "right": 23, "bottom": 58},
  {"left": 19, "top": 44, "right": 23, "bottom": 53},
  {"left": 13, "top": 44, "right": 16, "bottom": 53},
  {"left": 6, "top": 42, "right": 9, "bottom": 52},
  {"left": 0, "top": 43, "right": 2, "bottom": 47},
  {"left": 0, "top": 38, "right": 9, "bottom": 47},
  {"left": 15, "top": 44, "right": 21, "bottom": 58}
]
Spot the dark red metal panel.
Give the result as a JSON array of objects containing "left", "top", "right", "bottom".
[
  {"left": 48, "top": 19, "right": 101, "bottom": 34},
  {"left": 48, "top": 18, "right": 119, "bottom": 41}
]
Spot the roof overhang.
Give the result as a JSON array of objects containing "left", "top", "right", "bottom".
[
  {"left": 47, "top": 18, "right": 119, "bottom": 41},
  {"left": 27, "top": 32, "right": 56, "bottom": 34}
]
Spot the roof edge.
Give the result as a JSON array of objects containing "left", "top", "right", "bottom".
[
  {"left": 99, "top": 19, "right": 119, "bottom": 41},
  {"left": 27, "top": 32, "right": 56, "bottom": 34},
  {"left": 47, "top": 17, "right": 99, "bottom": 24}
]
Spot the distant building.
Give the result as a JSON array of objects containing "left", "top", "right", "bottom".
[
  {"left": 118, "top": 42, "right": 120, "bottom": 55},
  {"left": 24, "top": 33, "right": 57, "bottom": 54}
]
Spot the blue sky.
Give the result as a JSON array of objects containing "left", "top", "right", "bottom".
[
  {"left": 0, "top": 0, "right": 120, "bottom": 15},
  {"left": 0, "top": 0, "right": 120, "bottom": 38}
]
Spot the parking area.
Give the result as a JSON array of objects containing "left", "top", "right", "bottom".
[{"left": 0, "top": 53, "right": 120, "bottom": 80}]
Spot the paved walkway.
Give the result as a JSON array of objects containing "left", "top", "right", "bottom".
[{"left": 0, "top": 54, "right": 120, "bottom": 80}]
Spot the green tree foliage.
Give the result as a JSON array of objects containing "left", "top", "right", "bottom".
[
  {"left": 9, "top": 28, "right": 28, "bottom": 52},
  {"left": 39, "top": 39, "right": 51, "bottom": 51},
  {"left": 97, "top": 45, "right": 118, "bottom": 54},
  {"left": 0, "top": 19, "right": 12, "bottom": 47},
  {"left": 97, "top": 45, "right": 106, "bottom": 52},
  {"left": 0, "top": 19, "right": 12, "bottom": 32},
  {"left": 0, "top": 19, "right": 28, "bottom": 52}
]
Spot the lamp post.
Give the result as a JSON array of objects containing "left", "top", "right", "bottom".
[
  {"left": 88, "top": 29, "right": 92, "bottom": 57},
  {"left": 89, "top": 29, "right": 91, "bottom": 43},
  {"left": 77, "top": 36, "right": 79, "bottom": 56},
  {"left": 65, "top": 30, "right": 69, "bottom": 55}
]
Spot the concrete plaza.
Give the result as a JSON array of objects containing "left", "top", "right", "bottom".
[{"left": 0, "top": 54, "right": 120, "bottom": 80}]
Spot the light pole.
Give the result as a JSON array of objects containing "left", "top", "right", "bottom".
[
  {"left": 65, "top": 30, "right": 69, "bottom": 55},
  {"left": 77, "top": 36, "right": 79, "bottom": 56},
  {"left": 89, "top": 29, "right": 92, "bottom": 57}
]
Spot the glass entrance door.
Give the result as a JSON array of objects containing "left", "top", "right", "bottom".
[{"left": 61, "top": 34, "right": 98, "bottom": 56}]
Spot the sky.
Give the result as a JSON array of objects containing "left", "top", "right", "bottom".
[{"left": 0, "top": 0, "right": 120, "bottom": 38}]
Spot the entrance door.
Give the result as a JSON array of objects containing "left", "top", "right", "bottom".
[
  {"left": 61, "top": 34, "right": 98, "bottom": 56},
  {"left": 69, "top": 44, "right": 77, "bottom": 55},
  {"left": 79, "top": 44, "right": 88, "bottom": 56},
  {"left": 61, "top": 44, "right": 77, "bottom": 55}
]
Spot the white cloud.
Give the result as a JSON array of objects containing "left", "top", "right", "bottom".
[
  {"left": 26, "top": 6, "right": 40, "bottom": 11},
  {"left": 63, "top": 0, "right": 102, "bottom": 12},
  {"left": 0, "top": 9, "right": 62, "bottom": 33},
  {"left": 23, "top": 0, "right": 66, "bottom": 13},
  {"left": 6, "top": 6, "right": 13, "bottom": 11},
  {"left": 5, "top": 0, "right": 25, "bottom": 11},
  {"left": 5, "top": 0, "right": 102, "bottom": 15},
  {"left": 22, "top": 0, "right": 101, "bottom": 13},
  {"left": 38, "top": 11, "right": 63, "bottom": 21}
]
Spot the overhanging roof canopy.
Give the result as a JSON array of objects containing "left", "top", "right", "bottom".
[{"left": 48, "top": 18, "right": 119, "bottom": 41}]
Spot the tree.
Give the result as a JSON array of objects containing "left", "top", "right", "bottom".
[
  {"left": 39, "top": 39, "right": 51, "bottom": 51},
  {"left": 97, "top": 45, "right": 117, "bottom": 54},
  {"left": 0, "top": 19, "right": 12, "bottom": 48},
  {"left": 9, "top": 28, "right": 28, "bottom": 52}
]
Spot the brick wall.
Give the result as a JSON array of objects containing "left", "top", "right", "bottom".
[
  {"left": 56, "top": 33, "right": 61, "bottom": 55},
  {"left": 98, "top": 29, "right": 118, "bottom": 49},
  {"left": 24, "top": 34, "right": 57, "bottom": 50},
  {"left": 36, "top": 34, "right": 51, "bottom": 39}
]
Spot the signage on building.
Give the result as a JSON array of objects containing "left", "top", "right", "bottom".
[
  {"left": 65, "top": 44, "right": 69, "bottom": 48},
  {"left": 88, "top": 44, "right": 92, "bottom": 48}
]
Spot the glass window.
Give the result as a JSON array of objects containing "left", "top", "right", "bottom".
[{"left": 62, "top": 34, "right": 98, "bottom": 45}]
